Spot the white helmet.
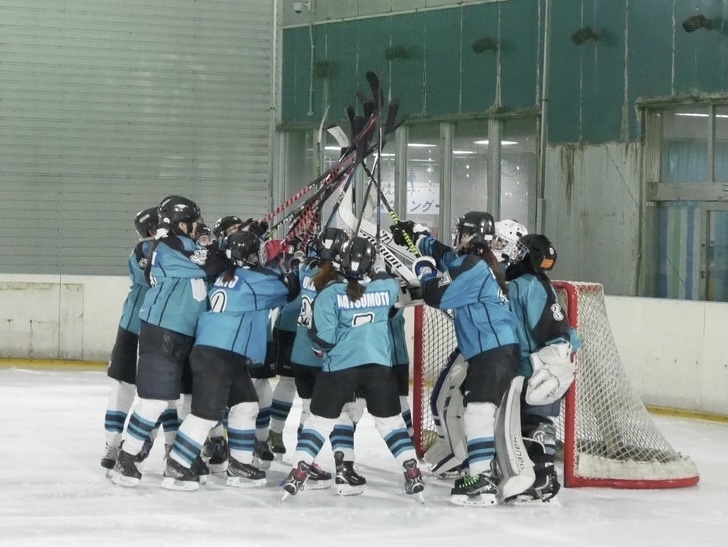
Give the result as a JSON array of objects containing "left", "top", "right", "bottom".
[{"left": 492, "top": 219, "right": 528, "bottom": 263}]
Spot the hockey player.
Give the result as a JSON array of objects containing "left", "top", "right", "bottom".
[
  {"left": 391, "top": 212, "right": 520, "bottom": 506},
  {"left": 389, "top": 308, "right": 414, "bottom": 439},
  {"left": 161, "top": 230, "right": 299, "bottom": 491},
  {"left": 101, "top": 207, "right": 179, "bottom": 474},
  {"left": 281, "top": 237, "right": 425, "bottom": 502},
  {"left": 505, "top": 233, "right": 578, "bottom": 502},
  {"left": 111, "top": 195, "right": 227, "bottom": 487}
]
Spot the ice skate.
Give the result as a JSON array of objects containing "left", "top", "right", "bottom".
[
  {"left": 334, "top": 451, "right": 366, "bottom": 496},
  {"left": 280, "top": 461, "right": 310, "bottom": 502},
  {"left": 161, "top": 458, "right": 200, "bottom": 492},
  {"left": 269, "top": 430, "right": 286, "bottom": 461},
  {"left": 252, "top": 439, "right": 274, "bottom": 470},
  {"left": 136, "top": 437, "right": 154, "bottom": 463},
  {"left": 190, "top": 455, "right": 209, "bottom": 485},
  {"left": 305, "top": 461, "right": 332, "bottom": 490},
  {"left": 226, "top": 456, "right": 266, "bottom": 488},
  {"left": 101, "top": 444, "right": 119, "bottom": 477},
  {"left": 402, "top": 459, "right": 425, "bottom": 504},
  {"left": 203, "top": 436, "right": 229, "bottom": 474},
  {"left": 450, "top": 471, "right": 498, "bottom": 506},
  {"left": 111, "top": 449, "right": 142, "bottom": 488},
  {"left": 508, "top": 465, "right": 561, "bottom": 505}
]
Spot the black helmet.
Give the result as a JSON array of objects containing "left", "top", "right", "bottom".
[
  {"left": 134, "top": 207, "right": 159, "bottom": 239},
  {"left": 158, "top": 195, "right": 202, "bottom": 236},
  {"left": 313, "top": 228, "right": 349, "bottom": 261},
  {"left": 519, "top": 234, "right": 557, "bottom": 273},
  {"left": 339, "top": 236, "right": 376, "bottom": 279},
  {"left": 456, "top": 211, "right": 496, "bottom": 248},
  {"left": 225, "top": 230, "right": 262, "bottom": 265},
  {"left": 213, "top": 215, "right": 244, "bottom": 239}
]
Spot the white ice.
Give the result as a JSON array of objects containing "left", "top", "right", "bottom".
[{"left": 0, "top": 366, "right": 725, "bottom": 547}]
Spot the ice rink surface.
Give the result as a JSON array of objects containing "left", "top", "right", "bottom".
[{"left": 0, "top": 365, "right": 725, "bottom": 547}]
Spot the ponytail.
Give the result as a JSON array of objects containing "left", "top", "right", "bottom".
[
  {"left": 221, "top": 262, "right": 237, "bottom": 284},
  {"left": 481, "top": 245, "right": 508, "bottom": 294},
  {"left": 346, "top": 279, "right": 365, "bottom": 302},
  {"left": 312, "top": 260, "right": 339, "bottom": 292}
]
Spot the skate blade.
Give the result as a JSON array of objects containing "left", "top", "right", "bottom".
[
  {"left": 110, "top": 472, "right": 140, "bottom": 488},
  {"left": 305, "top": 479, "right": 332, "bottom": 491},
  {"left": 161, "top": 477, "right": 200, "bottom": 492},
  {"left": 507, "top": 494, "right": 562, "bottom": 507},
  {"left": 226, "top": 476, "right": 267, "bottom": 488},
  {"left": 450, "top": 493, "right": 497, "bottom": 507},
  {"left": 336, "top": 483, "right": 365, "bottom": 496}
]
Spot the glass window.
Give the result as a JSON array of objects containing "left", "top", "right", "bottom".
[
  {"left": 660, "top": 106, "right": 709, "bottom": 183},
  {"left": 360, "top": 150, "right": 396, "bottom": 229},
  {"left": 716, "top": 106, "right": 728, "bottom": 183},
  {"left": 706, "top": 210, "right": 728, "bottom": 302},
  {"left": 406, "top": 125, "right": 441, "bottom": 238},
  {"left": 501, "top": 118, "right": 537, "bottom": 228},
  {"left": 451, "top": 121, "right": 489, "bottom": 233}
]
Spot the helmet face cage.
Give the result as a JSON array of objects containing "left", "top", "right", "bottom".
[
  {"left": 520, "top": 234, "right": 557, "bottom": 273},
  {"left": 493, "top": 219, "right": 528, "bottom": 263},
  {"left": 456, "top": 211, "right": 495, "bottom": 250},
  {"left": 314, "top": 228, "right": 349, "bottom": 262},
  {"left": 339, "top": 237, "right": 376, "bottom": 279},
  {"left": 225, "top": 231, "right": 261, "bottom": 266},
  {"left": 134, "top": 207, "right": 159, "bottom": 239}
]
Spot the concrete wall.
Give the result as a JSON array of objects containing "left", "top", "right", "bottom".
[{"left": 1, "top": 274, "right": 726, "bottom": 416}]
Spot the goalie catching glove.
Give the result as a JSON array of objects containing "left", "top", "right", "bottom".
[
  {"left": 411, "top": 256, "right": 438, "bottom": 281},
  {"left": 390, "top": 220, "right": 429, "bottom": 249},
  {"left": 526, "top": 342, "right": 575, "bottom": 406}
]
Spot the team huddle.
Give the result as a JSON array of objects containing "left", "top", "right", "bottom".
[{"left": 102, "top": 194, "right": 578, "bottom": 507}]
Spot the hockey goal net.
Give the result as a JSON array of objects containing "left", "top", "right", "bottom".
[{"left": 412, "top": 280, "right": 699, "bottom": 488}]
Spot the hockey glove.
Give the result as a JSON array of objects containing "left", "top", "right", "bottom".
[
  {"left": 412, "top": 256, "right": 438, "bottom": 281},
  {"left": 260, "top": 239, "right": 287, "bottom": 267},
  {"left": 525, "top": 343, "right": 575, "bottom": 406},
  {"left": 244, "top": 218, "right": 269, "bottom": 238},
  {"left": 390, "top": 221, "right": 428, "bottom": 248}
]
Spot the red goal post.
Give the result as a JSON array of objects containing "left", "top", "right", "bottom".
[{"left": 412, "top": 280, "right": 699, "bottom": 489}]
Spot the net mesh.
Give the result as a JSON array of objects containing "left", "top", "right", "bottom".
[{"left": 413, "top": 281, "right": 699, "bottom": 488}]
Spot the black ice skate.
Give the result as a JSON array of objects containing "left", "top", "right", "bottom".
[
  {"left": 306, "top": 461, "right": 332, "bottom": 490},
  {"left": 190, "top": 454, "right": 209, "bottom": 485},
  {"left": 269, "top": 431, "right": 286, "bottom": 461},
  {"left": 334, "top": 451, "right": 366, "bottom": 496},
  {"left": 203, "top": 436, "right": 229, "bottom": 474},
  {"left": 450, "top": 471, "right": 498, "bottom": 506},
  {"left": 161, "top": 458, "right": 200, "bottom": 492},
  {"left": 136, "top": 437, "right": 154, "bottom": 463},
  {"left": 402, "top": 459, "right": 425, "bottom": 504},
  {"left": 226, "top": 456, "right": 267, "bottom": 488},
  {"left": 101, "top": 444, "right": 119, "bottom": 477},
  {"left": 252, "top": 439, "right": 274, "bottom": 470},
  {"left": 111, "top": 449, "right": 142, "bottom": 488},
  {"left": 510, "top": 464, "right": 561, "bottom": 504},
  {"left": 280, "top": 461, "right": 311, "bottom": 501}
]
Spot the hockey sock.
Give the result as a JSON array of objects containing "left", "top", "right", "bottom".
[
  {"left": 253, "top": 378, "right": 272, "bottom": 441},
  {"left": 270, "top": 376, "right": 296, "bottom": 433},
  {"left": 121, "top": 398, "right": 169, "bottom": 456},
  {"left": 160, "top": 402, "right": 180, "bottom": 446},
  {"left": 463, "top": 402, "right": 497, "bottom": 476},
  {"left": 399, "top": 396, "right": 414, "bottom": 438},
  {"left": 293, "top": 413, "right": 336, "bottom": 465},
  {"left": 227, "top": 402, "right": 258, "bottom": 464},
  {"left": 170, "top": 414, "right": 216, "bottom": 468},
  {"left": 373, "top": 414, "right": 417, "bottom": 467},
  {"left": 330, "top": 410, "right": 355, "bottom": 461},
  {"left": 104, "top": 380, "right": 136, "bottom": 446}
]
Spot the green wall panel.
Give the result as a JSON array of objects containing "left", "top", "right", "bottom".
[
  {"left": 423, "top": 9, "right": 462, "bottom": 115},
  {"left": 500, "top": 0, "right": 541, "bottom": 111},
  {"left": 461, "top": 3, "right": 499, "bottom": 113}
]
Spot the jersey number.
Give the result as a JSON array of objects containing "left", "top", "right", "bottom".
[
  {"left": 209, "top": 290, "right": 228, "bottom": 312},
  {"left": 351, "top": 312, "right": 374, "bottom": 327}
]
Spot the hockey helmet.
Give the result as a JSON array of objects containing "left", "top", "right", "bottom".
[
  {"left": 158, "top": 195, "right": 203, "bottom": 237},
  {"left": 455, "top": 211, "right": 496, "bottom": 250},
  {"left": 339, "top": 236, "right": 376, "bottom": 279},
  {"left": 519, "top": 234, "right": 557, "bottom": 273},
  {"left": 134, "top": 207, "right": 159, "bottom": 239},
  {"left": 313, "top": 227, "right": 349, "bottom": 262},
  {"left": 225, "top": 230, "right": 262, "bottom": 266},
  {"left": 493, "top": 219, "right": 528, "bottom": 263}
]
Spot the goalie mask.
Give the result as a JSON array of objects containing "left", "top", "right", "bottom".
[
  {"left": 225, "top": 230, "right": 261, "bottom": 267},
  {"left": 158, "top": 195, "right": 203, "bottom": 239},
  {"left": 519, "top": 234, "right": 557, "bottom": 273},
  {"left": 339, "top": 236, "right": 376, "bottom": 280},
  {"left": 492, "top": 219, "right": 528, "bottom": 264},
  {"left": 134, "top": 207, "right": 159, "bottom": 239},
  {"left": 313, "top": 227, "right": 349, "bottom": 262},
  {"left": 455, "top": 211, "right": 495, "bottom": 254}
]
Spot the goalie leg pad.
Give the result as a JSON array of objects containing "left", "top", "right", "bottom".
[{"left": 495, "top": 376, "right": 536, "bottom": 502}]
